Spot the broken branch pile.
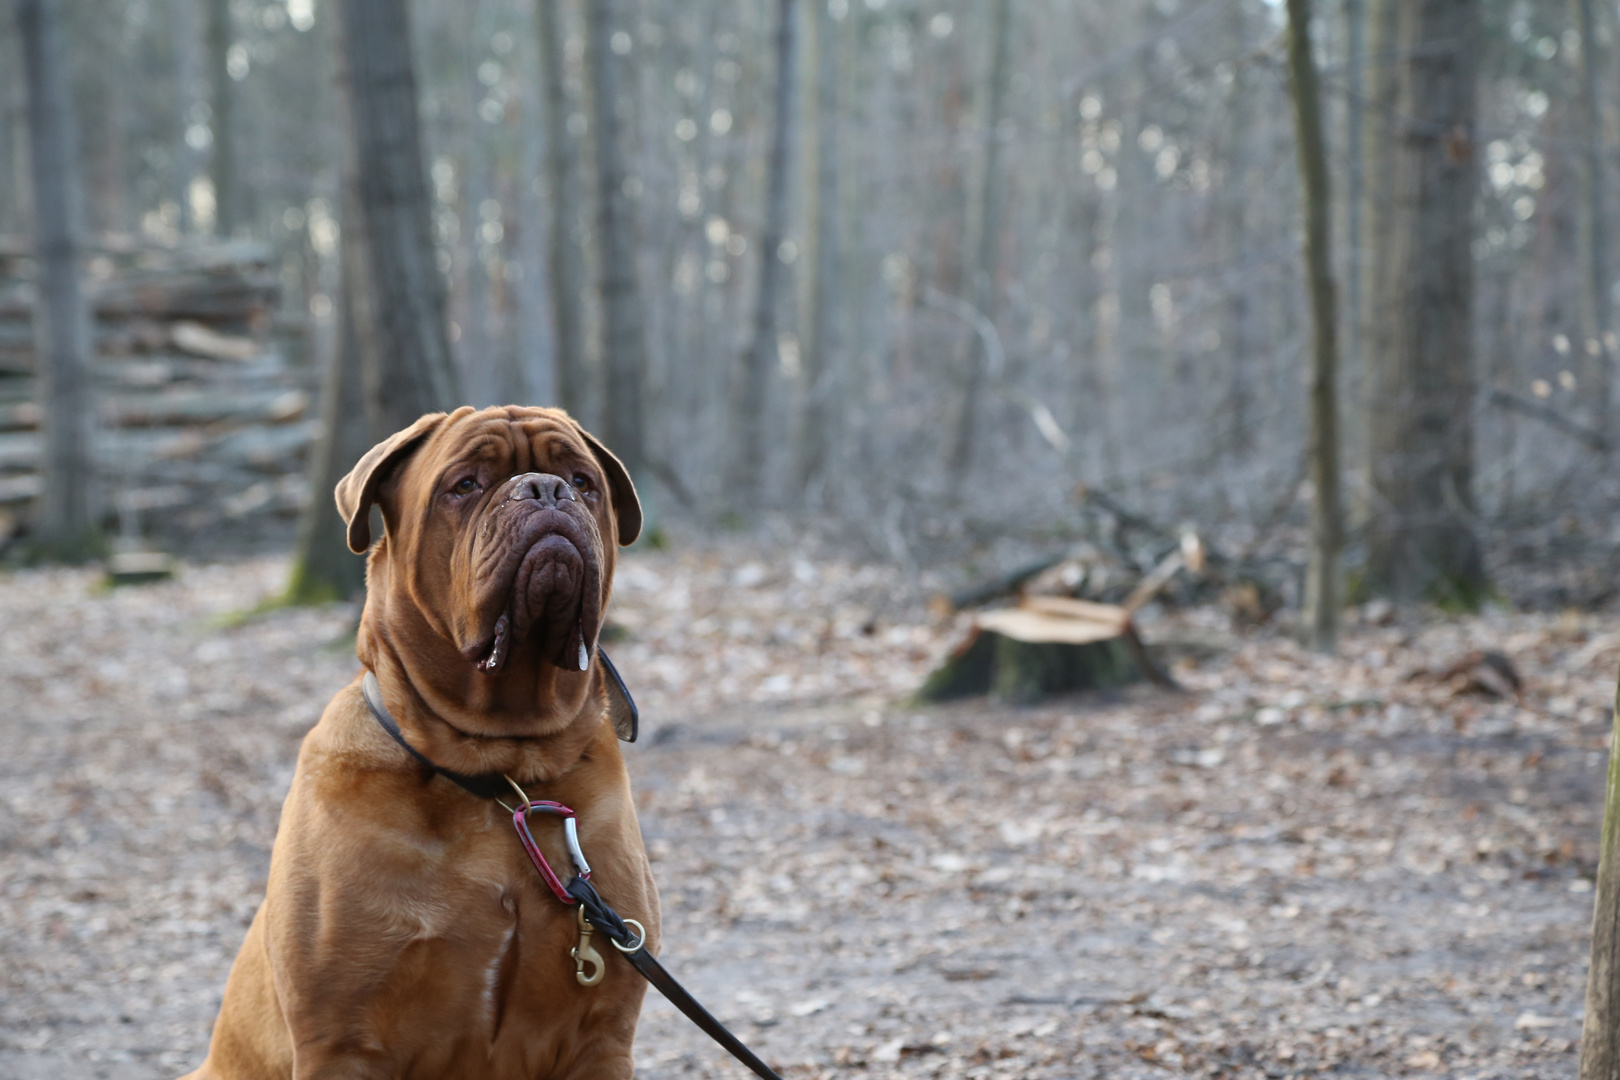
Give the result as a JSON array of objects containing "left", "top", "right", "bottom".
[{"left": 0, "top": 237, "right": 313, "bottom": 547}]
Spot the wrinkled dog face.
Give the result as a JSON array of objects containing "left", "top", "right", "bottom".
[
  {"left": 453, "top": 456, "right": 605, "bottom": 674},
  {"left": 345, "top": 407, "right": 639, "bottom": 681}
]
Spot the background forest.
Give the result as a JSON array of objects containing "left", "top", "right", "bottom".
[
  {"left": 2, "top": 0, "right": 1614, "bottom": 620},
  {"left": 10, "top": 3, "right": 1620, "bottom": 1078}
]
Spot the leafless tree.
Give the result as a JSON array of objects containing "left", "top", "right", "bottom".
[
  {"left": 335, "top": 0, "right": 460, "bottom": 432},
  {"left": 1362, "top": 0, "right": 1485, "bottom": 604},
  {"left": 16, "top": 0, "right": 98, "bottom": 559},
  {"left": 586, "top": 0, "right": 648, "bottom": 481},
  {"left": 1286, "top": 0, "right": 1343, "bottom": 650},
  {"left": 536, "top": 0, "right": 587, "bottom": 417},
  {"left": 733, "top": 0, "right": 798, "bottom": 504},
  {"left": 1573, "top": 0, "right": 1611, "bottom": 434},
  {"left": 947, "top": 0, "right": 1012, "bottom": 496},
  {"left": 207, "top": 0, "right": 237, "bottom": 235},
  {"left": 795, "top": 0, "right": 841, "bottom": 497}
]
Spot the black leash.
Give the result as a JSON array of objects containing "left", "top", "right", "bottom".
[
  {"left": 360, "top": 665, "right": 783, "bottom": 1080},
  {"left": 565, "top": 877, "right": 784, "bottom": 1080}
]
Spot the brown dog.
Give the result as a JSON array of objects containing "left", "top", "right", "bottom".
[{"left": 183, "top": 406, "right": 659, "bottom": 1080}]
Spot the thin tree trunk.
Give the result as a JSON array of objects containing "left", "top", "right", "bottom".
[
  {"left": 1581, "top": 671, "right": 1620, "bottom": 1080},
  {"left": 585, "top": 0, "right": 647, "bottom": 479},
  {"left": 17, "top": 0, "right": 99, "bottom": 559},
  {"left": 207, "top": 0, "right": 236, "bottom": 236},
  {"left": 795, "top": 0, "right": 840, "bottom": 496},
  {"left": 536, "top": 0, "right": 587, "bottom": 418},
  {"left": 734, "top": 0, "right": 799, "bottom": 504},
  {"left": 336, "top": 0, "right": 460, "bottom": 433},
  {"left": 1575, "top": 0, "right": 1611, "bottom": 435},
  {"left": 456, "top": 27, "right": 496, "bottom": 409},
  {"left": 1343, "top": 0, "right": 1365, "bottom": 417},
  {"left": 1220, "top": 3, "right": 1256, "bottom": 458},
  {"left": 1286, "top": 0, "right": 1344, "bottom": 652},
  {"left": 170, "top": 0, "right": 203, "bottom": 233},
  {"left": 1358, "top": 0, "right": 1397, "bottom": 494},
  {"left": 947, "top": 0, "right": 1012, "bottom": 495},
  {"left": 1363, "top": 0, "right": 1485, "bottom": 605},
  {"left": 517, "top": 1, "right": 556, "bottom": 406}
]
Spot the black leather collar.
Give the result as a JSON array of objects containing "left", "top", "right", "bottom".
[{"left": 360, "top": 650, "right": 639, "bottom": 802}]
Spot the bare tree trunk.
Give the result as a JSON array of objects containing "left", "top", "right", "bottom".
[
  {"left": 1287, "top": 0, "right": 1344, "bottom": 652},
  {"left": 795, "top": 0, "right": 839, "bottom": 496},
  {"left": 516, "top": 1, "right": 556, "bottom": 406},
  {"left": 17, "top": 0, "right": 99, "bottom": 560},
  {"left": 1219, "top": 4, "right": 1256, "bottom": 458},
  {"left": 1363, "top": 0, "right": 1485, "bottom": 605},
  {"left": 287, "top": 11, "right": 384, "bottom": 597},
  {"left": 336, "top": 0, "right": 460, "bottom": 433},
  {"left": 733, "top": 0, "right": 799, "bottom": 504},
  {"left": 286, "top": 284, "right": 370, "bottom": 601},
  {"left": 1575, "top": 0, "right": 1611, "bottom": 435},
  {"left": 1358, "top": 0, "right": 1397, "bottom": 490},
  {"left": 947, "top": 0, "right": 1012, "bottom": 495},
  {"left": 585, "top": 0, "right": 647, "bottom": 479},
  {"left": 206, "top": 0, "right": 236, "bottom": 236},
  {"left": 536, "top": 0, "right": 587, "bottom": 418},
  {"left": 171, "top": 0, "right": 202, "bottom": 234},
  {"left": 1581, "top": 672, "right": 1620, "bottom": 1080},
  {"left": 1343, "top": 0, "right": 1365, "bottom": 414}
]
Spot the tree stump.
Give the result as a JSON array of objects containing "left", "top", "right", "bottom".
[{"left": 917, "top": 597, "right": 1159, "bottom": 705}]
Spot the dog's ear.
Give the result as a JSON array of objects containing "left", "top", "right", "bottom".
[
  {"left": 334, "top": 412, "right": 449, "bottom": 553},
  {"left": 576, "top": 426, "right": 642, "bottom": 546}
]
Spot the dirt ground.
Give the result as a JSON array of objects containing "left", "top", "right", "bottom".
[{"left": 1, "top": 544, "right": 1612, "bottom": 1079}]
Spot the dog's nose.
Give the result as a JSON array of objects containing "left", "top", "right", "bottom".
[{"left": 509, "top": 472, "right": 577, "bottom": 508}]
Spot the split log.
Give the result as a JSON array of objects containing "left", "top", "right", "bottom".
[{"left": 170, "top": 320, "right": 261, "bottom": 362}]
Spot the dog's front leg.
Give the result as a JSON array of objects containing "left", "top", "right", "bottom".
[{"left": 266, "top": 794, "right": 468, "bottom": 1080}]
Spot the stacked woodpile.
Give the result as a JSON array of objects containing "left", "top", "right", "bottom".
[{"left": 0, "top": 238, "right": 313, "bottom": 550}]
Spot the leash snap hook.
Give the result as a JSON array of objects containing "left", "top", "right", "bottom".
[{"left": 571, "top": 905, "right": 606, "bottom": 986}]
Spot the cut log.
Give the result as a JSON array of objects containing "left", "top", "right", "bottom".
[{"left": 170, "top": 320, "right": 261, "bottom": 362}]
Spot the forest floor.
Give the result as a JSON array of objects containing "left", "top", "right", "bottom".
[{"left": 0, "top": 540, "right": 1613, "bottom": 1079}]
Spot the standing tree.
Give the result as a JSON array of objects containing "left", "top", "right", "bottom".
[
  {"left": 1286, "top": 0, "right": 1344, "bottom": 651},
  {"left": 535, "top": 0, "right": 585, "bottom": 416},
  {"left": 947, "top": 0, "right": 1012, "bottom": 495},
  {"left": 1574, "top": 0, "right": 1611, "bottom": 433},
  {"left": 585, "top": 0, "right": 648, "bottom": 482},
  {"left": 795, "top": 0, "right": 841, "bottom": 496},
  {"left": 286, "top": 287, "right": 371, "bottom": 602},
  {"left": 285, "top": 21, "right": 379, "bottom": 604},
  {"left": 335, "top": 0, "right": 460, "bottom": 433},
  {"left": 16, "top": 0, "right": 99, "bottom": 560},
  {"left": 1361, "top": 0, "right": 1485, "bottom": 605},
  {"left": 734, "top": 0, "right": 799, "bottom": 504},
  {"left": 207, "top": 0, "right": 237, "bottom": 236},
  {"left": 1342, "top": 0, "right": 1365, "bottom": 404},
  {"left": 1357, "top": 0, "right": 1398, "bottom": 455}
]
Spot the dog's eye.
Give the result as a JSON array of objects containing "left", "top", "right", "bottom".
[
  {"left": 452, "top": 477, "right": 478, "bottom": 496},
  {"left": 571, "top": 475, "right": 591, "bottom": 493}
]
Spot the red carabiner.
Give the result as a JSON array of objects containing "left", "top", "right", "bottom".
[{"left": 511, "top": 800, "right": 591, "bottom": 904}]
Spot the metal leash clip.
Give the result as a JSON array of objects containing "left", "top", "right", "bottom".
[
  {"left": 571, "top": 904, "right": 605, "bottom": 986},
  {"left": 505, "top": 776, "right": 591, "bottom": 905}
]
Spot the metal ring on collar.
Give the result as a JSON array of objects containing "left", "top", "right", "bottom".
[{"left": 611, "top": 918, "right": 647, "bottom": 953}]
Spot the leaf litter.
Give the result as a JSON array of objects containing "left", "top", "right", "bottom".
[{"left": 0, "top": 542, "right": 1611, "bottom": 1078}]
